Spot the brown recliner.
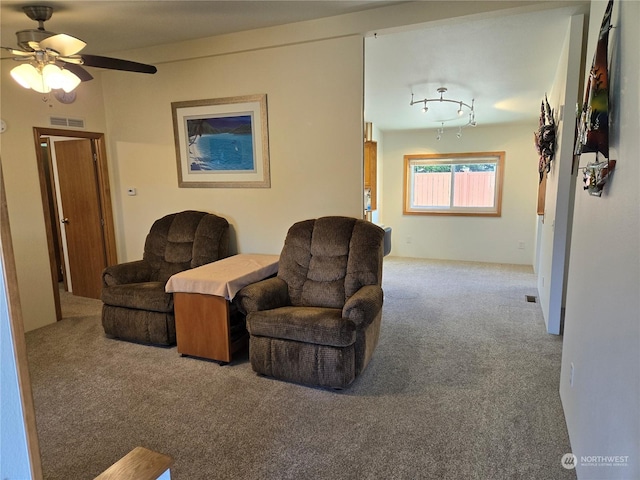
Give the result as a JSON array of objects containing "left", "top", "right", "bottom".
[
  {"left": 101, "top": 210, "right": 229, "bottom": 345},
  {"left": 236, "top": 216, "right": 385, "bottom": 389}
]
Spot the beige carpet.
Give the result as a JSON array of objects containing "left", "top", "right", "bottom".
[{"left": 26, "top": 257, "right": 576, "bottom": 480}]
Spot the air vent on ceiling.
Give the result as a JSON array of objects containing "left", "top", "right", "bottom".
[{"left": 49, "top": 116, "right": 85, "bottom": 129}]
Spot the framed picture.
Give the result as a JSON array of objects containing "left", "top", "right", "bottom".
[{"left": 172, "top": 94, "right": 270, "bottom": 188}]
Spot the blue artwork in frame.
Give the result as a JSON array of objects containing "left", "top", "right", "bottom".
[
  {"left": 172, "top": 94, "right": 270, "bottom": 188},
  {"left": 187, "top": 114, "right": 255, "bottom": 172}
]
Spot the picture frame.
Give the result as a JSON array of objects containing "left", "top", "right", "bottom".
[{"left": 171, "top": 94, "right": 270, "bottom": 188}]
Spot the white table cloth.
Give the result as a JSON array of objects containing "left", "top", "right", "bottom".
[{"left": 165, "top": 253, "right": 279, "bottom": 300}]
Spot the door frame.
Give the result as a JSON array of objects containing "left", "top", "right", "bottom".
[{"left": 33, "top": 127, "right": 117, "bottom": 320}]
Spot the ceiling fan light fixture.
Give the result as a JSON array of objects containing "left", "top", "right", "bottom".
[
  {"left": 7, "top": 5, "right": 157, "bottom": 99},
  {"left": 11, "top": 63, "right": 51, "bottom": 93},
  {"left": 43, "top": 64, "right": 81, "bottom": 92},
  {"left": 42, "top": 63, "right": 63, "bottom": 87},
  {"left": 59, "top": 69, "right": 81, "bottom": 92},
  {"left": 10, "top": 64, "right": 35, "bottom": 89},
  {"left": 11, "top": 61, "right": 81, "bottom": 94}
]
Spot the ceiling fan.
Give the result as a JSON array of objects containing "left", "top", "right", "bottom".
[{"left": 3, "top": 5, "right": 157, "bottom": 94}]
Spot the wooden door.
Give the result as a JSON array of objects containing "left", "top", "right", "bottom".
[
  {"left": 40, "top": 138, "right": 66, "bottom": 286},
  {"left": 55, "top": 139, "right": 107, "bottom": 299},
  {"left": 364, "top": 141, "right": 377, "bottom": 210}
]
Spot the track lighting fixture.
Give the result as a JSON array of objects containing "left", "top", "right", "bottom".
[{"left": 410, "top": 87, "right": 477, "bottom": 139}]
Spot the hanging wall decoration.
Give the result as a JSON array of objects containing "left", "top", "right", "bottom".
[
  {"left": 534, "top": 94, "right": 556, "bottom": 183},
  {"left": 575, "top": 0, "right": 615, "bottom": 197},
  {"left": 582, "top": 160, "right": 616, "bottom": 196}
]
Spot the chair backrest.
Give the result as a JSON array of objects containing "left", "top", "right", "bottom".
[
  {"left": 143, "top": 210, "right": 229, "bottom": 283},
  {"left": 278, "top": 216, "right": 384, "bottom": 308}
]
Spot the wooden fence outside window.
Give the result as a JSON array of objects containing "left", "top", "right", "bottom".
[{"left": 413, "top": 171, "right": 495, "bottom": 207}]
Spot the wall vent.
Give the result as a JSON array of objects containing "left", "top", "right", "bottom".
[{"left": 49, "top": 116, "right": 85, "bottom": 129}]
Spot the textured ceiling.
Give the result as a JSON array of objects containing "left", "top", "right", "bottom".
[
  {"left": 365, "top": 5, "right": 588, "bottom": 131},
  {"left": 0, "top": 1, "right": 400, "bottom": 54},
  {"left": 1, "top": 1, "right": 588, "bottom": 130}
]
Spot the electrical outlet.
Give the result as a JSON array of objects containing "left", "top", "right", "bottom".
[
  {"left": 570, "top": 362, "right": 575, "bottom": 387},
  {"left": 406, "top": 236, "right": 412, "bottom": 244},
  {"left": 518, "top": 241, "right": 525, "bottom": 250}
]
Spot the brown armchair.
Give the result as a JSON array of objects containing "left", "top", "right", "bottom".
[
  {"left": 101, "top": 210, "right": 229, "bottom": 345},
  {"left": 236, "top": 216, "right": 385, "bottom": 388}
]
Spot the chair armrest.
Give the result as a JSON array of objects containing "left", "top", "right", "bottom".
[
  {"left": 235, "top": 277, "right": 289, "bottom": 314},
  {"left": 342, "top": 285, "right": 383, "bottom": 328},
  {"left": 102, "top": 260, "right": 152, "bottom": 287}
]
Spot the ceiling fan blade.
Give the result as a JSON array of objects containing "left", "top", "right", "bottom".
[
  {"left": 1, "top": 47, "right": 34, "bottom": 57},
  {"left": 40, "top": 33, "right": 86, "bottom": 57},
  {"left": 62, "top": 63, "right": 94, "bottom": 82},
  {"left": 81, "top": 54, "right": 157, "bottom": 74},
  {"left": 58, "top": 55, "right": 84, "bottom": 65}
]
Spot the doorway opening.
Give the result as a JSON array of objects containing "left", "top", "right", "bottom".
[{"left": 33, "top": 127, "right": 117, "bottom": 321}]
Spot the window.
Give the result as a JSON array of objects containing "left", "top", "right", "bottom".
[{"left": 403, "top": 151, "right": 505, "bottom": 216}]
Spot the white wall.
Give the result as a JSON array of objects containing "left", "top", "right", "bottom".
[
  {"left": 379, "top": 122, "right": 539, "bottom": 265},
  {"left": 560, "top": 1, "right": 640, "bottom": 478},
  {"left": 101, "top": 35, "right": 365, "bottom": 262},
  {"left": 0, "top": 261, "right": 32, "bottom": 479},
  {"left": 0, "top": 67, "right": 108, "bottom": 331},
  {"left": 536, "top": 14, "right": 585, "bottom": 334},
  {"left": 87, "top": 1, "right": 564, "bottom": 266}
]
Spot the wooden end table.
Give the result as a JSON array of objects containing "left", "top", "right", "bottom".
[{"left": 166, "top": 254, "right": 278, "bottom": 364}]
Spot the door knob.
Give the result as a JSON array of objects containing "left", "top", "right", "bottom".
[{"left": 61, "top": 218, "right": 69, "bottom": 224}]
